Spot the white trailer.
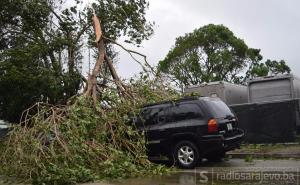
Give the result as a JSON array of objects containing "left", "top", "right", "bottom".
[
  {"left": 184, "top": 81, "right": 248, "bottom": 105},
  {"left": 247, "top": 74, "right": 300, "bottom": 132},
  {"left": 247, "top": 74, "right": 300, "bottom": 103}
]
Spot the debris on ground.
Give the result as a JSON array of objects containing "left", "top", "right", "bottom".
[{"left": 0, "top": 11, "right": 178, "bottom": 185}]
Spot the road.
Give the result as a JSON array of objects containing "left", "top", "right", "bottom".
[
  {"left": 1, "top": 159, "right": 299, "bottom": 185},
  {"left": 83, "top": 159, "right": 300, "bottom": 185}
]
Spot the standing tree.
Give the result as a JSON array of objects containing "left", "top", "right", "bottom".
[
  {"left": 249, "top": 59, "right": 291, "bottom": 77},
  {"left": 0, "top": 0, "right": 154, "bottom": 122},
  {"left": 158, "top": 24, "right": 263, "bottom": 89}
]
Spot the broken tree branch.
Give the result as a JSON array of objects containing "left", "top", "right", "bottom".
[
  {"left": 104, "top": 55, "right": 133, "bottom": 98},
  {"left": 103, "top": 36, "right": 155, "bottom": 74},
  {"left": 84, "top": 13, "right": 105, "bottom": 106}
]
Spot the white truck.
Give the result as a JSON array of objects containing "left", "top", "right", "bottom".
[
  {"left": 247, "top": 74, "right": 300, "bottom": 103},
  {"left": 184, "top": 81, "right": 248, "bottom": 105},
  {"left": 247, "top": 74, "right": 300, "bottom": 133}
]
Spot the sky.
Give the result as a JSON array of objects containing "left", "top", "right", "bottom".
[{"left": 112, "top": 0, "right": 300, "bottom": 79}]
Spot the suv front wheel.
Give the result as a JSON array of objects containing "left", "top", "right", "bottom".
[{"left": 173, "top": 140, "right": 200, "bottom": 169}]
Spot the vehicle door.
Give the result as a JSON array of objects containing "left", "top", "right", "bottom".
[{"left": 140, "top": 105, "right": 168, "bottom": 156}]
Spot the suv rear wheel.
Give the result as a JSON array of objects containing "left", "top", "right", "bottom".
[{"left": 173, "top": 140, "right": 200, "bottom": 169}]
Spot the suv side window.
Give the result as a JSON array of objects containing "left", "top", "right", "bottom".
[
  {"left": 142, "top": 107, "right": 165, "bottom": 126},
  {"left": 170, "top": 103, "right": 203, "bottom": 122}
]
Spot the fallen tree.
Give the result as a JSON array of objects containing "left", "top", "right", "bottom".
[{"left": 0, "top": 11, "right": 178, "bottom": 185}]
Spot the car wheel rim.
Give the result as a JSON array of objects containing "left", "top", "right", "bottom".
[{"left": 178, "top": 145, "right": 194, "bottom": 165}]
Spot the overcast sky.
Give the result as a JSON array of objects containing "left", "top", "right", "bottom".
[{"left": 112, "top": 0, "right": 300, "bottom": 79}]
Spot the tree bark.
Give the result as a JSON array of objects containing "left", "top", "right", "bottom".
[
  {"left": 84, "top": 39, "right": 105, "bottom": 105},
  {"left": 105, "top": 55, "right": 132, "bottom": 98}
]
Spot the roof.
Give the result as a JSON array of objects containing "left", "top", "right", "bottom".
[
  {"left": 186, "top": 81, "right": 246, "bottom": 89},
  {"left": 247, "top": 74, "right": 298, "bottom": 84},
  {"left": 143, "top": 96, "right": 202, "bottom": 108}
]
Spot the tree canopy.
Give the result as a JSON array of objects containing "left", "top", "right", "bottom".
[
  {"left": 249, "top": 59, "right": 291, "bottom": 77},
  {"left": 158, "top": 24, "right": 290, "bottom": 89},
  {"left": 0, "top": 0, "right": 154, "bottom": 122}
]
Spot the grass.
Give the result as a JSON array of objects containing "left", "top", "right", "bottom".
[
  {"left": 244, "top": 155, "right": 253, "bottom": 163},
  {"left": 236, "top": 144, "right": 290, "bottom": 154}
]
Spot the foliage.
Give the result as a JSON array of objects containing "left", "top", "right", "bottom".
[
  {"left": 92, "top": 0, "right": 154, "bottom": 46},
  {"left": 158, "top": 24, "right": 263, "bottom": 88},
  {"left": 0, "top": 0, "right": 154, "bottom": 122},
  {"left": 0, "top": 46, "right": 81, "bottom": 122},
  {"left": 249, "top": 59, "right": 291, "bottom": 77},
  {"left": 244, "top": 155, "right": 254, "bottom": 163},
  {"left": 0, "top": 74, "right": 178, "bottom": 185},
  {"left": 158, "top": 24, "right": 291, "bottom": 89}
]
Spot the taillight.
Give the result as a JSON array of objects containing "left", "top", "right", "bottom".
[{"left": 208, "top": 119, "right": 218, "bottom": 133}]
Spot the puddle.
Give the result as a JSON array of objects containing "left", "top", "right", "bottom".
[
  {"left": 2, "top": 159, "right": 300, "bottom": 185},
  {"left": 114, "top": 171, "right": 298, "bottom": 185},
  {"left": 112, "top": 159, "right": 300, "bottom": 185}
]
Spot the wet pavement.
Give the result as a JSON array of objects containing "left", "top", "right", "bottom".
[
  {"left": 1, "top": 159, "right": 299, "bottom": 185},
  {"left": 84, "top": 159, "right": 300, "bottom": 185}
]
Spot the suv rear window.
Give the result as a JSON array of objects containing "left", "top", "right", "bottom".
[{"left": 203, "top": 98, "right": 234, "bottom": 118}]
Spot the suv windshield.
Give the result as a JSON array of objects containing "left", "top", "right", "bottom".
[{"left": 203, "top": 98, "right": 234, "bottom": 118}]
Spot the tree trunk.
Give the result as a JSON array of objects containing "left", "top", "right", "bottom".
[
  {"left": 67, "top": 32, "right": 75, "bottom": 75},
  {"left": 84, "top": 13, "right": 133, "bottom": 106},
  {"left": 105, "top": 55, "right": 132, "bottom": 98},
  {"left": 84, "top": 39, "right": 105, "bottom": 105}
]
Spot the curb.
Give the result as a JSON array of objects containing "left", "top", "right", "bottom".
[
  {"left": 227, "top": 153, "right": 300, "bottom": 159},
  {"left": 241, "top": 142, "right": 300, "bottom": 146}
]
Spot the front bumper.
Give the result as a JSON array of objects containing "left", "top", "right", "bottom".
[{"left": 199, "top": 128, "right": 245, "bottom": 154}]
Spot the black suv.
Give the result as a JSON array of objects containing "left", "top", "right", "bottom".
[{"left": 135, "top": 96, "right": 244, "bottom": 169}]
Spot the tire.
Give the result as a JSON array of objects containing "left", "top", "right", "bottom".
[
  {"left": 167, "top": 154, "right": 175, "bottom": 167},
  {"left": 206, "top": 151, "right": 225, "bottom": 162},
  {"left": 173, "top": 140, "right": 200, "bottom": 169}
]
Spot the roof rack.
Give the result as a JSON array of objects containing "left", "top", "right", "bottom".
[{"left": 143, "top": 96, "right": 201, "bottom": 108}]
